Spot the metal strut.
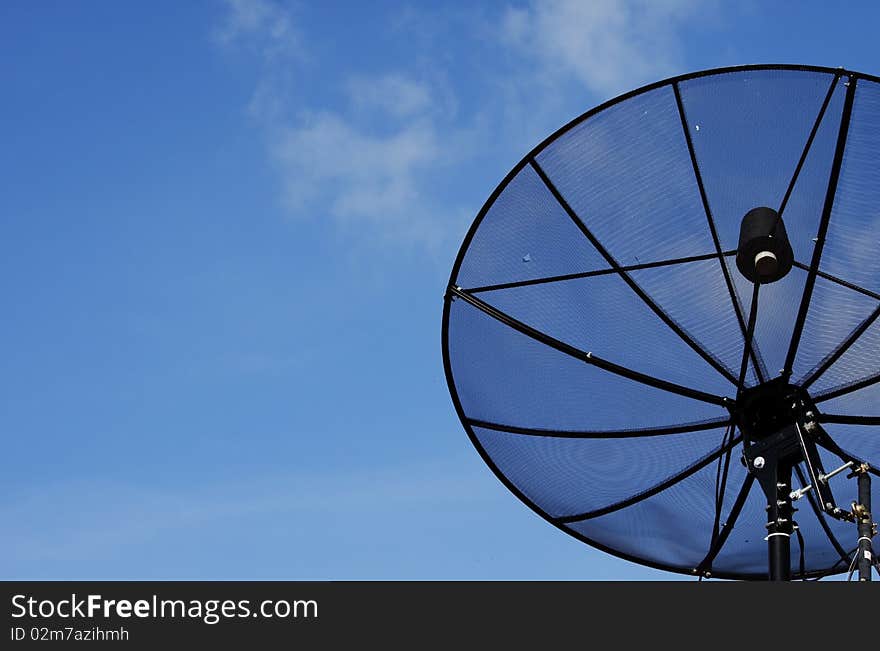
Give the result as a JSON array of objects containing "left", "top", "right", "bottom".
[{"left": 853, "top": 466, "right": 875, "bottom": 581}]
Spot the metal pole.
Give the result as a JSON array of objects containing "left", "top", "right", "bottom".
[
  {"left": 857, "top": 471, "right": 873, "bottom": 581},
  {"left": 767, "top": 463, "right": 793, "bottom": 581}
]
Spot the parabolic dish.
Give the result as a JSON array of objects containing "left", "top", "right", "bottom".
[{"left": 442, "top": 64, "right": 880, "bottom": 579}]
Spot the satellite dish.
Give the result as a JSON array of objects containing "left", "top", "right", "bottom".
[{"left": 442, "top": 65, "right": 879, "bottom": 581}]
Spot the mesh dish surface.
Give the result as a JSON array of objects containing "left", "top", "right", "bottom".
[{"left": 443, "top": 65, "right": 880, "bottom": 579}]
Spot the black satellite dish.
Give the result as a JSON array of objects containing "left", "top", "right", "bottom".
[{"left": 442, "top": 65, "right": 879, "bottom": 581}]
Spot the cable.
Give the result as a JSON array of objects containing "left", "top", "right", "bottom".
[
  {"left": 711, "top": 424, "right": 734, "bottom": 546},
  {"left": 846, "top": 548, "right": 859, "bottom": 581},
  {"left": 794, "top": 526, "right": 806, "bottom": 580}
]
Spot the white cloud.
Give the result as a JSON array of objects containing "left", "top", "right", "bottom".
[
  {"left": 501, "top": 0, "right": 704, "bottom": 98},
  {"left": 214, "top": 0, "right": 298, "bottom": 58},
  {"left": 266, "top": 97, "right": 465, "bottom": 251},
  {"left": 272, "top": 112, "right": 439, "bottom": 223},
  {"left": 215, "top": 1, "right": 470, "bottom": 251},
  {"left": 216, "top": 0, "right": 303, "bottom": 124},
  {"left": 346, "top": 74, "right": 433, "bottom": 119},
  {"left": 214, "top": 0, "right": 712, "bottom": 252}
]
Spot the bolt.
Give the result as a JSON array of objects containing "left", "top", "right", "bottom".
[
  {"left": 826, "top": 502, "right": 834, "bottom": 510},
  {"left": 753, "top": 456, "right": 765, "bottom": 469}
]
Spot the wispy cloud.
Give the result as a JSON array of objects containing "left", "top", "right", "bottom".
[
  {"left": 0, "top": 459, "right": 494, "bottom": 572},
  {"left": 346, "top": 74, "right": 433, "bottom": 119},
  {"left": 273, "top": 112, "right": 435, "bottom": 219},
  {"left": 215, "top": 0, "right": 714, "bottom": 253},
  {"left": 500, "top": 0, "right": 706, "bottom": 98},
  {"left": 216, "top": 0, "right": 470, "bottom": 252},
  {"left": 213, "top": 0, "right": 299, "bottom": 58}
]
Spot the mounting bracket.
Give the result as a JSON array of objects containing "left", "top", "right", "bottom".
[{"left": 735, "top": 378, "right": 841, "bottom": 579}]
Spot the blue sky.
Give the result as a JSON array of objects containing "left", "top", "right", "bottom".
[{"left": 2, "top": 1, "right": 879, "bottom": 580}]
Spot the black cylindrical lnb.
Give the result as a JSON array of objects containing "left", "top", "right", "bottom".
[{"left": 736, "top": 207, "right": 793, "bottom": 284}]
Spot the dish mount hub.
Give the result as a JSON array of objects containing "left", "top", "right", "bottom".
[
  {"left": 737, "top": 378, "right": 806, "bottom": 443},
  {"left": 735, "top": 207, "right": 793, "bottom": 284}
]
